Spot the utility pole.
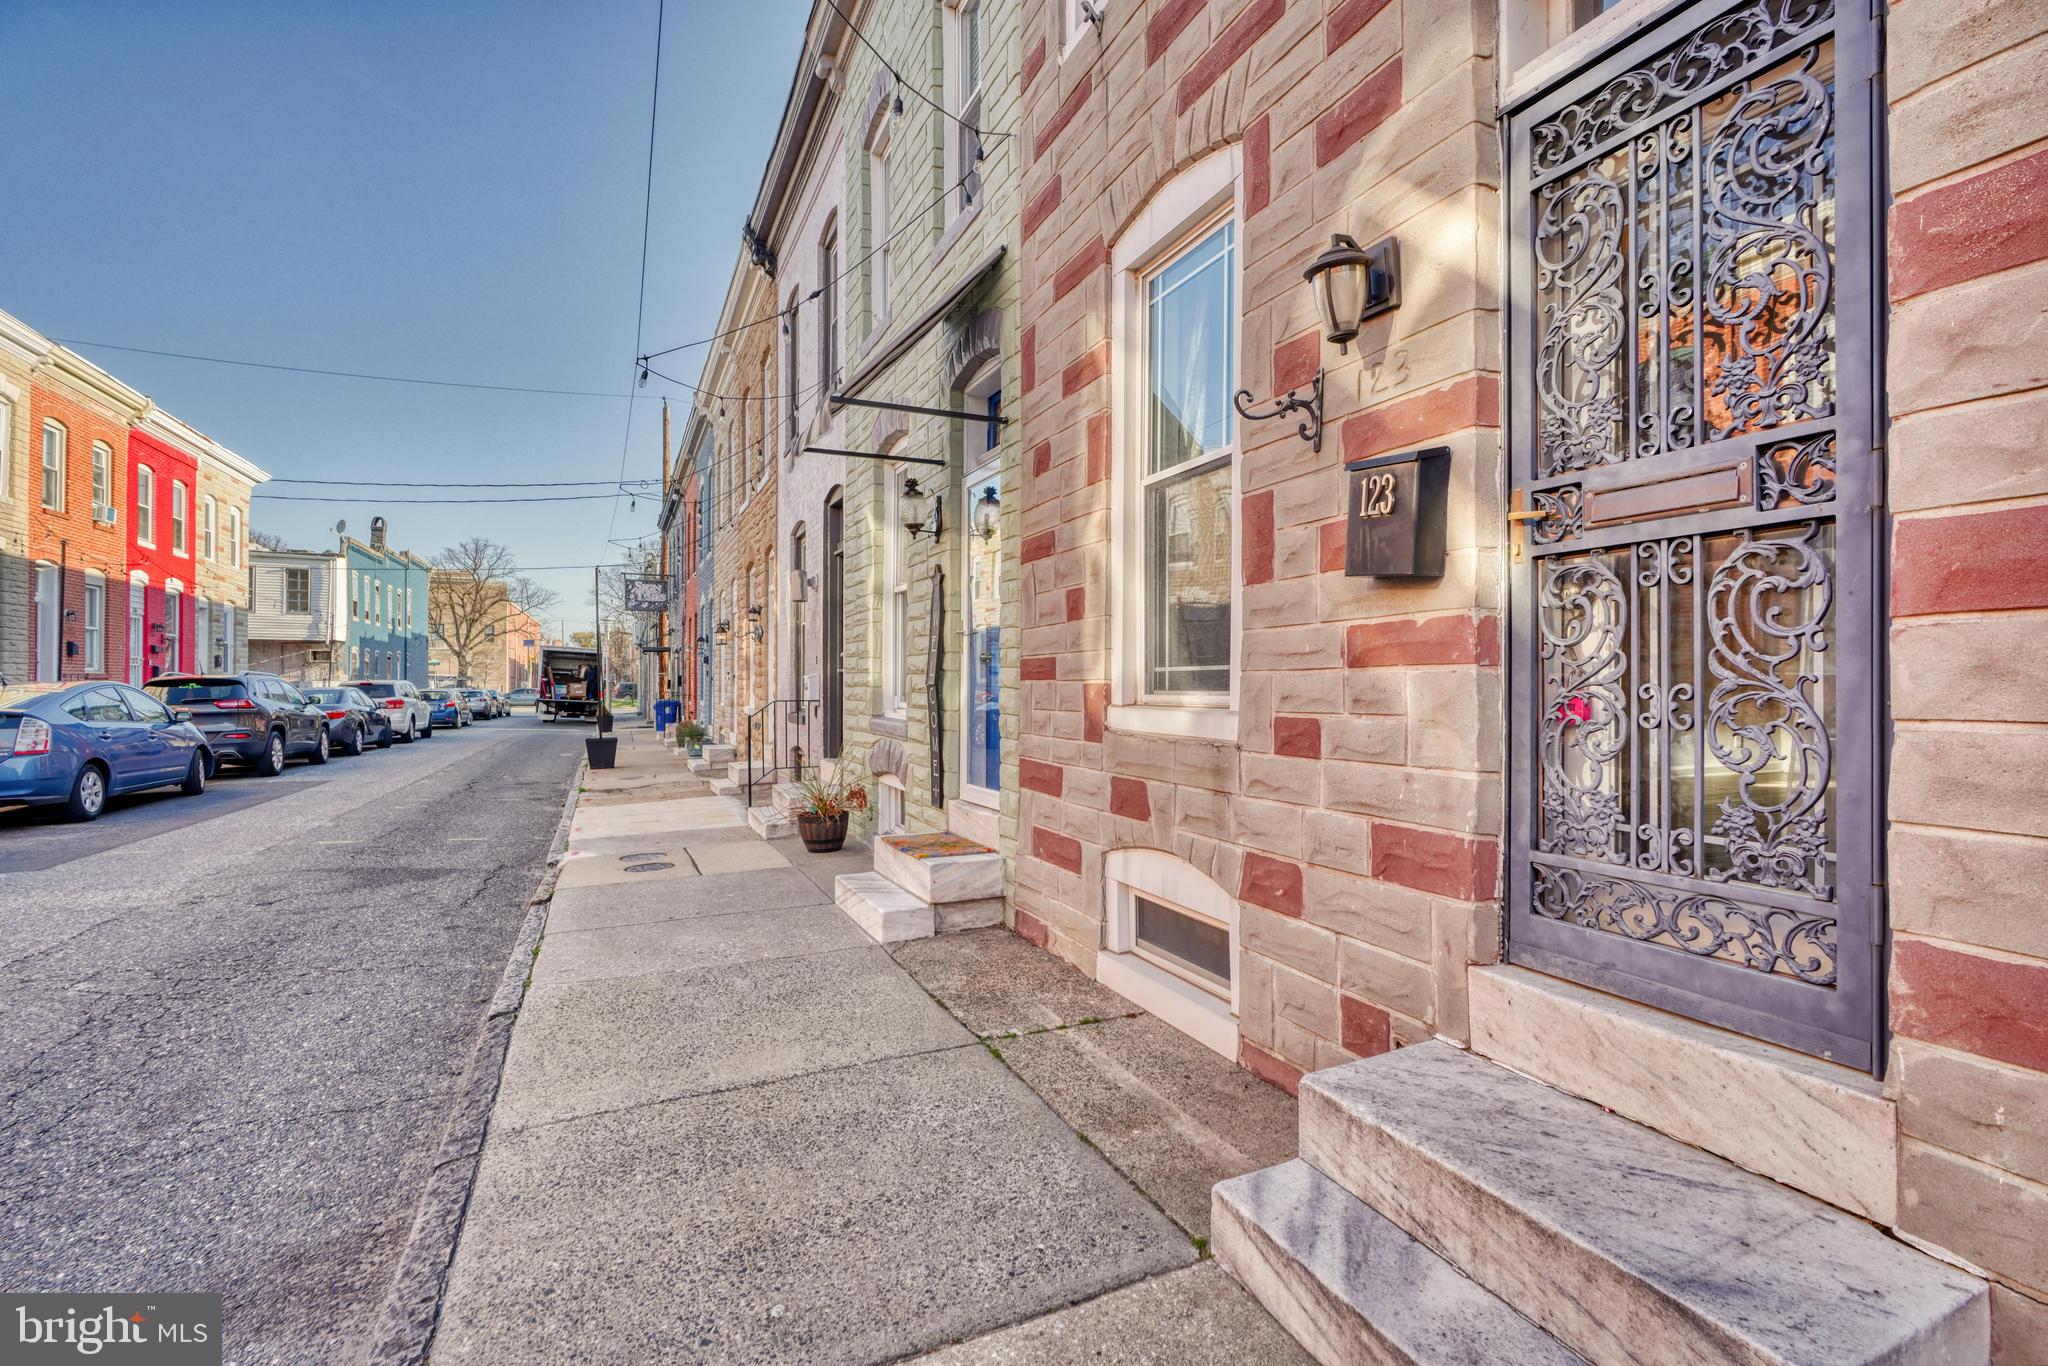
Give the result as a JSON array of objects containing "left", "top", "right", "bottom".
[{"left": 658, "top": 398, "right": 671, "bottom": 701}]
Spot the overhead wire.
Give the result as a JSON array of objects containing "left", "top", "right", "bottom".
[
  {"left": 816, "top": 0, "right": 1012, "bottom": 144},
  {"left": 51, "top": 338, "right": 640, "bottom": 400},
  {"left": 604, "top": 0, "right": 669, "bottom": 559}
]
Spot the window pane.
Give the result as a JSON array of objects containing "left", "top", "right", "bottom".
[
  {"left": 1145, "top": 457, "right": 1231, "bottom": 694},
  {"left": 1135, "top": 895, "right": 1231, "bottom": 992},
  {"left": 1147, "top": 221, "right": 1236, "bottom": 475}
]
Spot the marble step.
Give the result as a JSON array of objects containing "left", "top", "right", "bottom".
[
  {"left": 873, "top": 836, "right": 1003, "bottom": 904},
  {"left": 746, "top": 806, "right": 796, "bottom": 840},
  {"left": 1297, "top": 1042, "right": 1988, "bottom": 1366},
  {"left": 833, "top": 872, "right": 934, "bottom": 944},
  {"left": 707, "top": 776, "right": 740, "bottom": 799},
  {"left": 770, "top": 781, "right": 808, "bottom": 818},
  {"left": 1214, "top": 1160, "right": 1582, "bottom": 1365},
  {"left": 685, "top": 757, "right": 726, "bottom": 777},
  {"left": 700, "top": 743, "right": 736, "bottom": 762}
]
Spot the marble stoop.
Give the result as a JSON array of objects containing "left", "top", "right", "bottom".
[
  {"left": 833, "top": 872, "right": 935, "bottom": 944},
  {"left": 1213, "top": 1161, "right": 1582, "bottom": 1365},
  {"left": 1286, "top": 1041, "right": 1989, "bottom": 1366},
  {"left": 872, "top": 837, "right": 1002, "bottom": 905},
  {"left": 746, "top": 806, "right": 795, "bottom": 840},
  {"left": 707, "top": 775, "right": 740, "bottom": 798},
  {"left": 700, "top": 743, "right": 736, "bottom": 763},
  {"left": 685, "top": 757, "right": 726, "bottom": 777}
]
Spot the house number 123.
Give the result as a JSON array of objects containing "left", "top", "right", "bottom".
[{"left": 1361, "top": 471, "right": 1397, "bottom": 518}]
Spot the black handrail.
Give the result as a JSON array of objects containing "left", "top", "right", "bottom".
[{"left": 741, "top": 696, "right": 820, "bottom": 808}]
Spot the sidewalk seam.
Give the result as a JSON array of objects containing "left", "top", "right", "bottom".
[{"left": 359, "top": 757, "right": 586, "bottom": 1366}]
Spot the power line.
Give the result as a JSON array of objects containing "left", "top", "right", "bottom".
[
  {"left": 605, "top": 0, "right": 668, "bottom": 559},
  {"left": 255, "top": 492, "right": 628, "bottom": 504},
  {"left": 818, "top": 0, "right": 1012, "bottom": 144},
  {"left": 268, "top": 476, "right": 661, "bottom": 488},
  {"left": 52, "top": 338, "right": 640, "bottom": 400}
]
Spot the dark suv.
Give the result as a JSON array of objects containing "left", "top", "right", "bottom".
[{"left": 145, "top": 673, "right": 332, "bottom": 776}]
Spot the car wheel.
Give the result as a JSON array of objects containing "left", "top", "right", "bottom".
[
  {"left": 180, "top": 750, "right": 207, "bottom": 796},
  {"left": 257, "top": 729, "right": 287, "bottom": 776},
  {"left": 65, "top": 763, "right": 108, "bottom": 821},
  {"left": 346, "top": 724, "right": 366, "bottom": 757},
  {"left": 308, "top": 727, "right": 331, "bottom": 765},
  {"left": 377, "top": 723, "right": 394, "bottom": 750},
  {"left": 423, "top": 719, "right": 435, "bottom": 738}
]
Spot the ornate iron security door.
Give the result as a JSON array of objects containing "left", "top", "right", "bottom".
[{"left": 1505, "top": 0, "right": 1883, "bottom": 1069}]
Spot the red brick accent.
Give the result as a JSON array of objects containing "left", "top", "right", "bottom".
[
  {"left": 1083, "top": 681, "right": 1109, "bottom": 742},
  {"left": 1147, "top": 0, "right": 1207, "bottom": 63},
  {"left": 1339, "top": 993, "right": 1392, "bottom": 1058},
  {"left": 1273, "top": 716, "right": 1321, "bottom": 759},
  {"left": 1341, "top": 376, "right": 1501, "bottom": 460},
  {"left": 1084, "top": 411, "right": 1111, "bottom": 485},
  {"left": 1372, "top": 824, "right": 1499, "bottom": 901},
  {"left": 1892, "top": 145, "right": 2048, "bottom": 300},
  {"left": 1316, "top": 58, "right": 1403, "bottom": 167},
  {"left": 1022, "top": 529, "right": 1058, "bottom": 562},
  {"left": 1032, "top": 440, "right": 1054, "bottom": 476},
  {"left": 1065, "top": 586, "right": 1086, "bottom": 620},
  {"left": 1245, "top": 113, "right": 1272, "bottom": 217},
  {"left": 1893, "top": 505, "right": 2048, "bottom": 616},
  {"left": 1022, "top": 325, "right": 1037, "bottom": 394},
  {"left": 1894, "top": 939, "right": 2048, "bottom": 1074},
  {"left": 1326, "top": 0, "right": 1393, "bottom": 50},
  {"left": 1110, "top": 775, "right": 1152, "bottom": 820},
  {"left": 1062, "top": 340, "right": 1110, "bottom": 397},
  {"left": 1021, "top": 655, "right": 1058, "bottom": 680},
  {"left": 1346, "top": 613, "right": 1500, "bottom": 667},
  {"left": 1054, "top": 235, "right": 1108, "bottom": 301},
  {"left": 1014, "top": 907, "right": 1049, "bottom": 947},
  {"left": 1239, "top": 1039, "right": 1304, "bottom": 1096},
  {"left": 1033, "top": 826, "right": 1084, "bottom": 874},
  {"left": 1023, "top": 176, "right": 1064, "bottom": 242},
  {"left": 1243, "top": 488, "right": 1276, "bottom": 586},
  {"left": 1022, "top": 35, "right": 1047, "bottom": 93},
  {"left": 1020, "top": 756, "right": 1064, "bottom": 796},
  {"left": 1035, "top": 72, "right": 1092, "bottom": 161},
  {"left": 1240, "top": 853, "right": 1305, "bottom": 917},
  {"left": 1319, "top": 520, "right": 1348, "bottom": 573},
  {"left": 1273, "top": 329, "right": 1320, "bottom": 398},
  {"left": 1176, "top": 0, "right": 1284, "bottom": 114}
]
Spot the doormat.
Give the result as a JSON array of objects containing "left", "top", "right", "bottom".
[{"left": 882, "top": 832, "right": 994, "bottom": 860}]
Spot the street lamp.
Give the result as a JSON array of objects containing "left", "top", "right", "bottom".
[{"left": 972, "top": 484, "right": 1000, "bottom": 542}]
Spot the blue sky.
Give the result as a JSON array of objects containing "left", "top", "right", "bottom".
[{"left": 0, "top": 0, "right": 809, "bottom": 635}]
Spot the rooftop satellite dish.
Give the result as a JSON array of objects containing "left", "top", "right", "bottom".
[{"left": 335, "top": 520, "right": 348, "bottom": 536}]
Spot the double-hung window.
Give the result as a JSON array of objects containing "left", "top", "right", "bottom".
[
  {"left": 819, "top": 228, "right": 839, "bottom": 390},
  {"left": 881, "top": 447, "right": 910, "bottom": 717},
  {"left": 866, "top": 131, "right": 892, "bottom": 328},
  {"left": 91, "top": 443, "right": 112, "bottom": 521},
  {"left": 82, "top": 574, "right": 105, "bottom": 672},
  {"left": 0, "top": 398, "right": 12, "bottom": 499},
  {"left": 172, "top": 481, "right": 189, "bottom": 555},
  {"left": 285, "top": 568, "right": 310, "bottom": 614},
  {"left": 202, "top": 496, "right": 217, "bottom": 560},
  {"left": 136, "top": 465, "right": 156, "bottom": 546},
  {"left": 40, "top": 421, "right": 65, "bottom": 510},
  {"left": 950, "top": 0, "right": 985, "bottom": 216},
  {"left": 229, "top": 508, "right": 242, "bottom": 567}
]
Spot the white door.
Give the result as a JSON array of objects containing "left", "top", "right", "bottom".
[
  {"left": 34, "top": 564, "right": 58, "bottom": 682},
  {"left": 128, "top": 592, "right": 145, "bottom": 685},
  {"left": 195, "top": 599, "right": 211, "bottom": 672}
]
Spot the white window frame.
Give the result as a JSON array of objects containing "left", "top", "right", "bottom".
[
  {"left": 221, "top": 603, "right": 236, "bottom": 671},
  {"left": 91, "top": 442, "right": 112, "bottom": 522},
  {"left": 135, "top": 464, "right": 156, "bottom": 546},
  {"left": 1098, "top": 847, "right": 1240, "bottom": 1059},
  {"left": 171, "top": 480, "right": 189, "bottom": 556},
  {"left": 164, "top": 586, "right": 182, "bottom": 673},
  {"left": 865, "top": 120, "right": 894, "bottom": 333},
  {"left": 34, "top": 562, "right": 59, "bottom": 680},
  {"left": 229, "top": 508, "right": 242, "bottom": 568},
  {"left": 40, "top": 421, "right": 65, "bottom": 511},
  {"left": 1062, "top": 0, "right": 1102, "bottom": 59},
  {"left": 959, "top": 362, "right": 1003, "bottom": 809},
  {"left": 1107, "top": 145, "right": 1243, "bottom": 740},
  {"left": 943, "top": 0, "right": 986, "bottom": 222},
  {"left": 128, "top": 576, "right": 147, "bottom": 685},
  {"left": 202, "top": 496, "right": 217, "bottom": 561},
  {"left": 82, "top": 572, "right": 105, "bottom": 673},
  {"left": 880, "top": 440, "right": 911, "bottom": 718},
  {"left": 284, "top": 567, "right": 310, "bottom": 614},
  {"left": 0, "top": 395, "right": 13, "bottom": 501},
  {"left": 195, "top": 597, "right": 212, "bottom": 671}
]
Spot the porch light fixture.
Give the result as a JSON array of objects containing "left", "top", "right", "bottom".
[
  {"left": 971, "top": 485, "right": 1000, "bottom": 542},
  {"left": 1304, "top": 233, "right": 1400, "bottom": 353},
  {"left": 902, "top": 477, "right": 943, "bottom": 543},
  {"left": 713, "top": 620, "right": 732, "bottom": 646}
]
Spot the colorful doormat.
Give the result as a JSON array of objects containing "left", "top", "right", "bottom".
[{"left": 882, "top": 832, "right": 994, "bottom": 859}]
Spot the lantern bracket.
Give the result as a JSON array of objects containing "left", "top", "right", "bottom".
[{"left": 1234, "top": 368, "right": 1325, "bottom": 453}]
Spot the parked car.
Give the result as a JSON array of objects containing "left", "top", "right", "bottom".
[
  {"left": 345, "top": 679, "right": 433, "bottom": 742},
  {"left": 146, "top": 673, "right": 330, "bottom": 776},
  {"left": 460, "top": 688, "right": 496, "bottom": 719},
  {"left": 486, "top": 690, "right": 507, "bottom": 717},
  {"left": 0, "top": 681, "right": 213, "bottom": 820},
  {"left": 420, "top": 688, "right": 471, "bottom": 728},
  {"left": 507, "top": 688, "right": 539, "bottom": 708},
  {"left": 304, "top": 687, "right": 394, "bottom": 755}
]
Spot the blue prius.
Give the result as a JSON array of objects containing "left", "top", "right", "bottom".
[{"left": 0, "top": 681, "right": 213, "bottom": 822}]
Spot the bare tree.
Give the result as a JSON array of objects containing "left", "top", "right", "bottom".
[
  {"left": 249, "top": 528, "right": 291, "bottom": 552},
  {"left": 429, "top": 538, "right": 559, "bottom": 681}
]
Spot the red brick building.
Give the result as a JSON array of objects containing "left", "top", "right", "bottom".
[{"left": 125, "top": 420, "right": 201, "bottom": 680}]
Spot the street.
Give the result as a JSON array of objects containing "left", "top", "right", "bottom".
[{"left": 0, "top": 715, "right": 582, "bottom": 1363}]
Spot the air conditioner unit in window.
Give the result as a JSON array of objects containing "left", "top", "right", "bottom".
[
  {"left": 309, "top": 648, "right": 331, "bottom": 662},
  {"left": 98, "top": 506, "right": 118, "bottom": 525}
]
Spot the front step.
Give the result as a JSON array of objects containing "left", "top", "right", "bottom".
[
  {"left": 700, "top": 743, "right": 736, "bottom": 763},
  {"left": 770, "top": 781, "right": 807, "bottom": 818},
  {"left": 685, "top": 757, "right": 726, "bottom": 777},
  {"left": 707, "top": 776, "right": 740, "bottom": 798},
  {"left": 1294, "top": 1042, "right": 1987, "bottom": 1366},
  {"left": 747, "top": 806, "right": 796, "bottom": 840},
  {"left": 1214, "top": 1161, "right": 1581, "bottom": 1365},
  {"left": 833, "top": 872, "right": 933, "bottom": 943},
  {"left": 872, "top": 833, "right": 1002, "bottom": 904}
]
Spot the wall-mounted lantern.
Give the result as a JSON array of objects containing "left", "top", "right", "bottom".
[
  {"left": 1233, "top": 234, "right": 1401, "bottom": 454},
  {"left": 902, "top": 477, "right": 944, "bottom": 543},
  {"left": 713, "top": 620, "right": 732, "bottom": 647},
  {"left": 971, "top": 485, "right": 1000, "bottom": 542},
  {"left": 745, "top": 604, "right": 765, "bottom": 642}
]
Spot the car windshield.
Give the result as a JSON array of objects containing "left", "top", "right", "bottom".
[
  {"left": 147, "top": 680, "right": 245, "bottom": 703},
  {"left": 353, "top": 683, "right": 397, "bottom": 698},
  {"left": 305, "top": 689, "right": 347, "bottom": 704},
  {"left": 422, "top": 690, "right": 451, "bottom": 700}
]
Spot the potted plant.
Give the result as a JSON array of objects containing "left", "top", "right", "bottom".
[
  {"left": 676, "top": 719, "right": 707, "bottom": 757},
  {"left": 791, "top": 755, "right": 870, "bottom": 853}
]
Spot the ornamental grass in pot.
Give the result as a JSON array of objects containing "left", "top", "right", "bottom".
[{"left": 792, "top": 756, "right": 869, "bottom": 853}]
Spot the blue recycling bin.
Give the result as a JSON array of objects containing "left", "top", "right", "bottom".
[{"left": 654, "top": 698, "right": 680, "bottom": 734}]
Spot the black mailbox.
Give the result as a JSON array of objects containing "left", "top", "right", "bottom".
[{"left": 1343, "top": 445, "right": 1450, "bottom": 578}]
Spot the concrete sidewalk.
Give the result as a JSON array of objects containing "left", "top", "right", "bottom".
[{"left": 429, "top": 730, "right": 1308, "bottom": 1364}]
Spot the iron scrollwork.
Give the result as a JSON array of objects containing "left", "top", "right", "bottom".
[
  {"left": 1530, "top": 485, "right": 1586, "bottom": 545},
  {"left": 1533, "top": 863, "right": 1838, "bottom": 985},
  {"left": 1536, "top": 173, "right": 1628, "bottom": 475},
  {"left": 1233, "top": 368, "right": 1324, "bottom": 452},
  {"left": 1538, "top": 555, "right": 1629, "bottom": 859},
  {"left": 1755, "top": 432, "right": 1837, "bottom": 508}
]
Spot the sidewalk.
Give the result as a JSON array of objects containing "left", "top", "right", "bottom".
[{"left": 426, "top": 729, "right": 1310, "bottom": 1364}]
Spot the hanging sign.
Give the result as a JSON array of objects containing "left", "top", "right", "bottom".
[
  {"left": 925, "top": 563, "right": 945, "bottom": 809},
  {"left": 623, "top": 576, "right": 667, "bottom": 612}
]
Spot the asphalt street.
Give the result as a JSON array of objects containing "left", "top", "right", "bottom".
[{"left": 0, "top": 712, "right": 585, "bottom": 1363}]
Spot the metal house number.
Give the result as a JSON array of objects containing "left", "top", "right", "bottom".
[{"left": 1360, "top": 472, "right": 1397, "bottom": 519}]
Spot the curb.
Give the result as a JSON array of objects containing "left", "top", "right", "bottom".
[{"left": 360, "top": 760, "right": 587, "bottom": 1366}]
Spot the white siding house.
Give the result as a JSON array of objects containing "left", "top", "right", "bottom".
[{"left": 247, "top": 547, "right": 345, "bottom": 683}]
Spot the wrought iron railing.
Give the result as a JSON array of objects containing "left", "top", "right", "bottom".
[{"left": 741, "top": 696, "right": 819, "bottom": 808}]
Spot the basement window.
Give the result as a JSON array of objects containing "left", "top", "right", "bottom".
[
  {"left": 1098, "top": 847, "right": 1239, "bottom": 1059},
  {"left": 1134, "top": 895, "right": 1231, "bottom": 995}
]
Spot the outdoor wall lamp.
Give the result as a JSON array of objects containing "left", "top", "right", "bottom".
[
  {"left": 713, "top": 620, "right": 731, "bottom": 646},
  {"left": 1233, "top": 234, "right": 1401, "bottom": 455},
  {"left": 902, "top": 478, "right": 944, "bottom": 542},
  {"left": 971, "top": 485, "right": 1000, "bottom": 542}
]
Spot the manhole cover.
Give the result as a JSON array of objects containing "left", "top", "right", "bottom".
[
  {"left": 616, "top": 852, "right": 664, "bottom": 861},
  {"left": 624, "top": 862, "right": 675, "bottom": 873}
]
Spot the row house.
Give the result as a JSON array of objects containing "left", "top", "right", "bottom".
[
  {"left": 345, "top": 519, "right": 431, "bottom": 684},
  {"left": 673, "top": 0, "right": 2048, "bottom": 1357},
  {"left": 246, "top": 545, "right": 347, "bottom": 683},
  {"left": 0, "top": 309, "right": 265, "bottom": 688}
]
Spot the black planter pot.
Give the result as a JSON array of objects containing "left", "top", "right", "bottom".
[
  {"left": 797, "top": 811, "right": 849, "bottom": 853},
  {"left": 585, "top": 736, "right": 618, "bottom": 769}
]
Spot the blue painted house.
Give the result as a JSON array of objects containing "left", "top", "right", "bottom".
[{"left": 342, "top": 518, "right": 431, "bottom": 685}]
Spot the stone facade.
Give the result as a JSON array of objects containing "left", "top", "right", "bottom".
[
  {"left": 0, "top": 310, "right": 46, "bottom": 685},
  {"left": 193, "top": 436, "right": 262, "bottom": 673}
]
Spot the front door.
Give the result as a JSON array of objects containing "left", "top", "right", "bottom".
[
  {"left": 822, "top": 489, "right": 844, "bottom": 759},
  {"left": 1505, "top": 0, "right": 1883, "bottom": 1070},
  {"left": 34, "top": 564, "right": 59, "bottom": 682},
  {"left": 962, "top": 461, "right": 1001, "bottom": 806}
]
